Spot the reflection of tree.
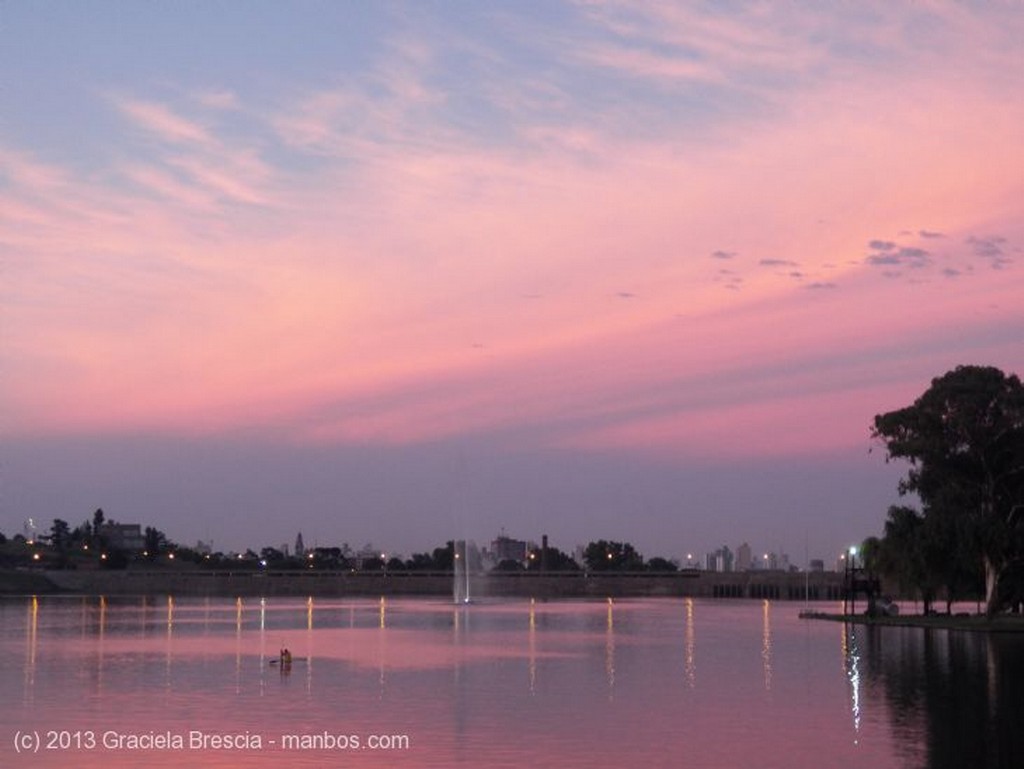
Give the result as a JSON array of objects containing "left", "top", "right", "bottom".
[{"left": 860, "top": 625, "right": 1024, "bottom": 768}]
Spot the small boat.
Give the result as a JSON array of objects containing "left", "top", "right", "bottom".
[{"left": 268, "top": 656, "right": 308, "bottom": 665}]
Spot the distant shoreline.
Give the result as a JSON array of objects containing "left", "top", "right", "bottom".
[
  {"left": 2, "top": 567, "right": 846, "bottom": 600},
  {"left": 799, "top": 610, "right": 1024, "bottom": 633}
]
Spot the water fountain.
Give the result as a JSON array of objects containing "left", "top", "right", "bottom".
[{"left": 453, "top": 539, "right": 472, "bottom": 604}]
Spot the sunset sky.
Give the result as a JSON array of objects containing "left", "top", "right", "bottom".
[{"left": 3, "top": 2, "right": 1022, "bottom": 563}]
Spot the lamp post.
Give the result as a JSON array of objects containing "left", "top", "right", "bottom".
[
  {"left": 841, "top": 553, "right": 848, "bottom": 615},
  {"left": 848, "top": 546, "right": 858, "bottom": 616}
]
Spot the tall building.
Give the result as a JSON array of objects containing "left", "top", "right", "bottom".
[
  {"left": 736, "top": 542, "right": 752, "bottom": 571},
  {"left": 706, "top": 546, "right": 734, "bottom": 572},
  {"left": 295, "top": 532, "right": 305, "bottom": 557}
]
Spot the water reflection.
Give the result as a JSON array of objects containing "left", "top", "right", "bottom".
[
  {"left": 23, "top": 596, "right": 38, "bottom": 705},
  {"left": 528, "top": 598, "right": 537, "bottom": 695},
  {"left": 4, "top": 596, "right": 1023, "bottom": 769},
  {"left": 605, "top": 597, "right": 615, "bottom": 699},
  {"left": 235, "top": 597, "right": 244, "bottom": 693},
  {"left": 683, "top": 597, "right": 695, "bottom": 688},
  {"left": 377, "top": 596, "right": 387, "bottom": 697},
  {"left": 863, "top": 623, "right": 1024, "bottom": 769},
  {"left": 842, "top": 623, "right": 862, "bottom": 742},
  {"left": 164, "top": 595, "right": 174, "bottom": 685}
]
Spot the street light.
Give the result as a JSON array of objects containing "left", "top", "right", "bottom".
[{"left": 846, "top": 546, "right": 858, "bottom": 616}]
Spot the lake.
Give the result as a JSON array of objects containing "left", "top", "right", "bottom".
[{"left": 1, "top": 595, "right": 1022, "bottom": 768}]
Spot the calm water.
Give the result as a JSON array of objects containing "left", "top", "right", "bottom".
[{"left": 1, "top": 595, "right": 1021, "bottom": 768}]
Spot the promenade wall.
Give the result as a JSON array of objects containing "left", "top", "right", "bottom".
[{"left": 2, "top": 568, "right": 845, "bottom": 600}]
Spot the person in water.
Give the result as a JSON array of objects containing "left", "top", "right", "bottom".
[{"left": 280, "top": 647, "right": 292, "bottom": 665}]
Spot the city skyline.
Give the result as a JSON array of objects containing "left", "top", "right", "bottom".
[{"left": 3, "top": 3, "right": 1022, "bottom": 561}]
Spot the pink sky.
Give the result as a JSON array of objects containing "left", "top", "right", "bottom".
[{"left": 2, "top": 2, "right": 1022, "bottom": 558}]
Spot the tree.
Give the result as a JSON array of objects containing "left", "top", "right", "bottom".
[
  {"left": 873, "top": 506, "right": 937, "bottom": 612},
  {"left": 531, "top": 546, "right": 580, "bottom": 572},
  {"left": 872, "top": 365, "right": 1024, "bottom": 614},
  {"left": 144, "top": 526, "right": 168, "bottom": 557},
  {"left": 92, "top": 509, "right": 107, "bottom": 549},
  {"left": 647, "top": 557, "right": 678, "bottom": 573},
  {"left": 260, "top": 546, "right": 285, "bottom": 564},
  {"left": 49, "top": 519, "right": 71, "bottom": 553},
  {"left": 404, "top": 552, "right": 436, "bottom": 571},
  {"left": 583, "top": 540, "right": 644, "bottom": 572},
  {"left": 494, "top": 558, "right": 525, "bottom": 572},
  {"left": 432, "top": 541, "right": 455, "bottom": 572}
]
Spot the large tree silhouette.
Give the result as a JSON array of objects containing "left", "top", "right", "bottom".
[{"left": 872, "top": 365, "right": 1024, "bottom": 614}]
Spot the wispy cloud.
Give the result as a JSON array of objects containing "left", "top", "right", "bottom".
[
  {"left": 2, "top": 1, "right": 1023, "bottom": 464},
  {"left": 113, "top": 98, "right": 214, "bottom": 145}
]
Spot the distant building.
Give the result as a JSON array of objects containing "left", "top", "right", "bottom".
[
  {"left": 295, "top": 532, "right": 305, "bottom": 557},
  {"left": 100, "top": 523, "right": 145, "bottom": 553},
  {"left": 736, "top": 542, "right": 752, "bottom": 571},
  {"left": 491, "top": 534, "right": 528, "bottom": 564},
  {"left": 352, "top": 546, "right": 385, "bottom": 570},
  {"left": 809, "top": 559, "right": 825, "bottom": 572},
  {"left": 706, "top": 546, "right": 733, "bottom": 573}
]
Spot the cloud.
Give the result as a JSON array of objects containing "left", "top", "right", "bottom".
[
  {"left": 193, "top": 89, "right": 241, "bottom": 111},
  {"left": 711, "top": 250, "right": 737, "bottom": 260},
  {"left": 759, "top": 258, "right": 799, "bottom": 267},
  {"left": 967, "top": 235, "right": 1012, "bottom": 268},
  {"left": 918, "top": 229, "right": 944, "bottom": 238},
  {"left": 113, "top": 98, "right": 213, "bottom": 146},
  {"left": 865, "top": 254, "right": 901, "bottom": 266},
  {"left": 712, "top": 267, "right": 743, "bottom": 291},
  {"left": 805, "top": 282, "right": 837, "bottom": 290},
  {"left": 865, "top": 241, "right": 932, "bottom": 269}
]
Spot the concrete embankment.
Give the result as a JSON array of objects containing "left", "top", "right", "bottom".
[
  {"left": 0, "top": 570, "right": 61, "bottom": 595},
  {"left": 2, "top": 568, "right": 845, "bottom": 600}
]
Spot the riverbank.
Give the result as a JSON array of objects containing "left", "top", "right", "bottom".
[{"left": 799, "top": 609, "right": 1024, "bottom": 633}]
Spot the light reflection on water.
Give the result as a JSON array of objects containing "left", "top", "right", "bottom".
[
  {"left": 843, "top": 622, "right": 862, "bottom": 741},
  {"left": 2, "top": 595, "right": 1022, "bottom": 768}
]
